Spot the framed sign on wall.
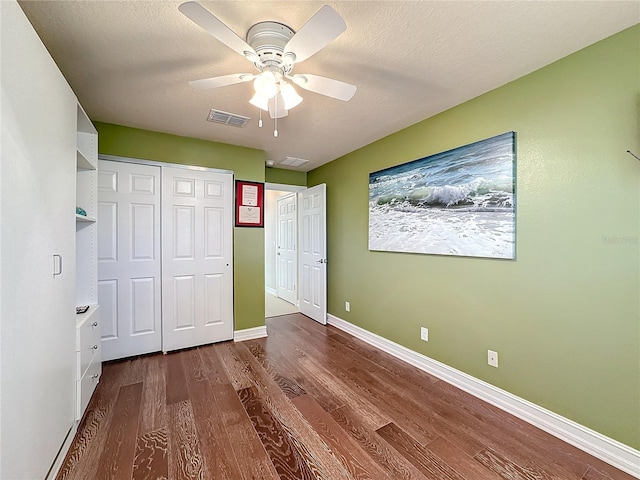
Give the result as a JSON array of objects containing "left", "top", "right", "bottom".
[{"left": 235, "top": 180, "right": 264, "bottom": 227}]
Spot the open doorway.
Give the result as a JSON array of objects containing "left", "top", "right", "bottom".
[{"left": 264, "top": 183, "right": 305, "bottom": 318}]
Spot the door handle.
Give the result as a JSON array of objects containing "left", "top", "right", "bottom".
[
  {"left": 53, "top": 254, "right": 63, "bottom": 277},
  {"left": 316, "top": 258, "right": 327, "bottom": 264}
]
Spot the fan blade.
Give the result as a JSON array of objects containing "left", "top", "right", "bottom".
[
  {"left": 179, "top": 2, "right": 261, "bottom": 65},
  {"left": 268, "top": 94, "right": 288, "bottom": 119},
  {"left": 189, "top": 73, "right": 255, "bottom": 90},
  {"left": 289, "top": 74, "right": 356, "bottom": 101},
  {"left": 282, "top": 5, "right": 346, "bottom": 65}
]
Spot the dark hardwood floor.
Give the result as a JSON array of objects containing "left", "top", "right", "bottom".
[{"left": 57, "top": 314, "right": 634, "bottom": 480}]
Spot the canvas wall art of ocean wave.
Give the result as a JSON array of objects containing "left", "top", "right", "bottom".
[{"left": 368, "top": 132, "right": 516, "bottom": 259}]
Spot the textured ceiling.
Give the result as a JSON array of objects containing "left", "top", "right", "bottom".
[{"left": 19, "top": 1, "right": 640, "bottom": 172}]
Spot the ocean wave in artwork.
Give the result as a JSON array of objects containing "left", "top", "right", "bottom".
[{"left": 372, "top": 176, "right": 514, "bottom": 212}]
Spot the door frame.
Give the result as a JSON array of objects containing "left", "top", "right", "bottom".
[{"left": 100, "top": 155, "right": 234, "bottom": 178}]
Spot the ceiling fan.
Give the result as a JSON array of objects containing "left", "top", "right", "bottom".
[{"left": 178, "top": 2, "right": 357, "bottom": 125}]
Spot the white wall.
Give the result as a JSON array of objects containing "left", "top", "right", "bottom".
[{"left": 1, "top": 1, "right": 78, "bottom": 477}]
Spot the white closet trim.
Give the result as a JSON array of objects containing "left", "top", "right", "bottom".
[{"left": 98, "top": 154, "right": 234, "bottom": 176}]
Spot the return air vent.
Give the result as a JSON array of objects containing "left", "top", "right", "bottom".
[
  {"left": 280, "top": 156, "right": 309, "bottom": 167},
  {"left": 206, "top": 109, "right": 250, "bottom": 128}
]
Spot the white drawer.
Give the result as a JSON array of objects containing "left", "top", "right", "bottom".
[
  {"left": 77, "top": 343, "right": 99, "bottom": 381},
  {"left": 76, "top": 305, "right": 100, "bottom": 351},
  {"left": 76, "top": 359, "right": 101, "bottom": 420},
  {"left": 76, "top": 306, "right": 101, "bottom": 379}
]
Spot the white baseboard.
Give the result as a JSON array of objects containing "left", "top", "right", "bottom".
[
  {"left": 265, "top": 286, "right": 277, "bottom": 296},
  {"left": 46, "top": 423, "right": 77, "bottom": 480},
  {"left": 327, "top": 314, "right": 640, "bottom": 479},
  {"left": 234, "top": 325, "right": 268, "bottom": 342}
]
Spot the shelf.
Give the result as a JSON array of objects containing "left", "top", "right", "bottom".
[
  {"left": 76, "top": 213, "right": 96, "bottom": 223},
  {"left": 75, "top": 100, "right": 98, "bottom": 344},
  {"left": 77, "top": 149, "right": 96, "bottom": 171},
  {"left": 77, "top": 104, "right": 97, "bottom": 135}
]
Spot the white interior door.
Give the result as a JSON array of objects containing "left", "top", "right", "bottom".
[
  {"left": 276, "top": 193, "right": 297, "bottom": 305},
  {"left": 97, "top": 160, "right": 162, "bottom": 361},
  {"left": 298, "top": 184, "right": 327, "bottom": 324},
  {"left": 162, "top": 167, "right": 233, "bottom": 352}
]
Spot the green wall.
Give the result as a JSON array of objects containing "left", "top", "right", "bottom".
[
  {"left": 308, "top": 26, "right": 640, "bottom": 448},
  {"left": 96, "top": 122, "right": 267, "bottom": 331},
  {"left": 265, "top": 167, "right": 307, "bottom": 186}
]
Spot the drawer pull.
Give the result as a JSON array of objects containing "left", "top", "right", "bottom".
[
  {"left": 91, "top": 374, "right": 99, "bottom": 379},
  {"left": 92, "top": 322, "right": 98, "bottom": 327},
  {"left": 92, "top": 344, "right": 98, "bottom": 350}
]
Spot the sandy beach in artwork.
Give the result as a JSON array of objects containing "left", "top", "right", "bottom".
[{"left": 369, "top": 206, "right": 514, "bottom": 258}]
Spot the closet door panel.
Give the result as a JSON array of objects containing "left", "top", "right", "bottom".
[
  {"left": 98, "top": 201, "right": 118, "bottom": 261},
  {"left": 173, "top": 275, "right": 196, "bottom": 329},
  {"left": 97, "top": 160, "right": 161, "bottom": 360},
  {"left": 131, "top": 203, "right": 156, "bottom": 260},
  {"left": 98, "top": 280, "right": 119, "bottom": 339},
  {"left": 204, "top": 273, "right": 224, "bottom": 325},
  {"left": 131, "top": 277, "right": 157, "bottom": 334},
  {"left": 162, "top": 167, "right": 233, "bottom": 352},
  {"left": 174, "top": 205, "right": 196, "bottom": 260},
  {"left": 205, "top": 207, "right": 224, "bottom": 258}
]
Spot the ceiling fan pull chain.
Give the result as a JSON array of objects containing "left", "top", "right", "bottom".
[
  {"left": 258, "top": 108, "right": 263, "bottom": 128},
  {"left": 274, "top": 101, "right": 278, "bottom": 137}
]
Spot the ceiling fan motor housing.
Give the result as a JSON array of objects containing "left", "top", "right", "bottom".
[{"left": 247, "top": 21, "right": 295, "bottom": 73}]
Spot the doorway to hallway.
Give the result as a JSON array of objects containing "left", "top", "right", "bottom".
[
  {"left": 264, "top": 184, "right": 304, "bottom": 318},
  {"left": 265, "top": 292, "right": 298, "bottom": 318},
  {"left": 264, "top": 182, "right": 327, "bottom": 324}
]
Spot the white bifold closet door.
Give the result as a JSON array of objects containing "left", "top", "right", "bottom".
[
  {"left": 97, "top": 160, "right": 233, "bottom": 360},
  {"left": 161, "top": 166, "right": 233, "bottom": 352},
  {"left": 98, "top": 161, "right": 162, "bottom": 361}
]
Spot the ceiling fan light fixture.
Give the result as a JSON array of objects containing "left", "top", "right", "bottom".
[
  {"left": 249, "top": 92, "right": 269, "bottom": 111},
  {"left": 280, "top": 82, "right": 303, "bottom": 110},
  {"left": 268, "top": 94, "right": 288, "bottom": 119},
  {"left": 254, "top": 71, "right": 278, "bottom": 99}
]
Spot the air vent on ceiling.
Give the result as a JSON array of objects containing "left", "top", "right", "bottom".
[
  {"left": 206, "top": 109, "right": 250, "bottom": 128},
  {"left": 280, "top": 156, "right": 309, "bottom": 167}
]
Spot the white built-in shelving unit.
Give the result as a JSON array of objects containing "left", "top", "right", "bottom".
[{"left": 75, "top": 104, "right": 101, "bottom": 420}]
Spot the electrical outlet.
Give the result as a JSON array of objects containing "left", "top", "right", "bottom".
[
  {"left": 420, "top": 327, "right": 429, "bottom": 342},
  {"left": 345, "top": 301, "right": 350, "bottom": 312},
  {"left": 488, "top": 350, "right": 499, "bottom": 368}
]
